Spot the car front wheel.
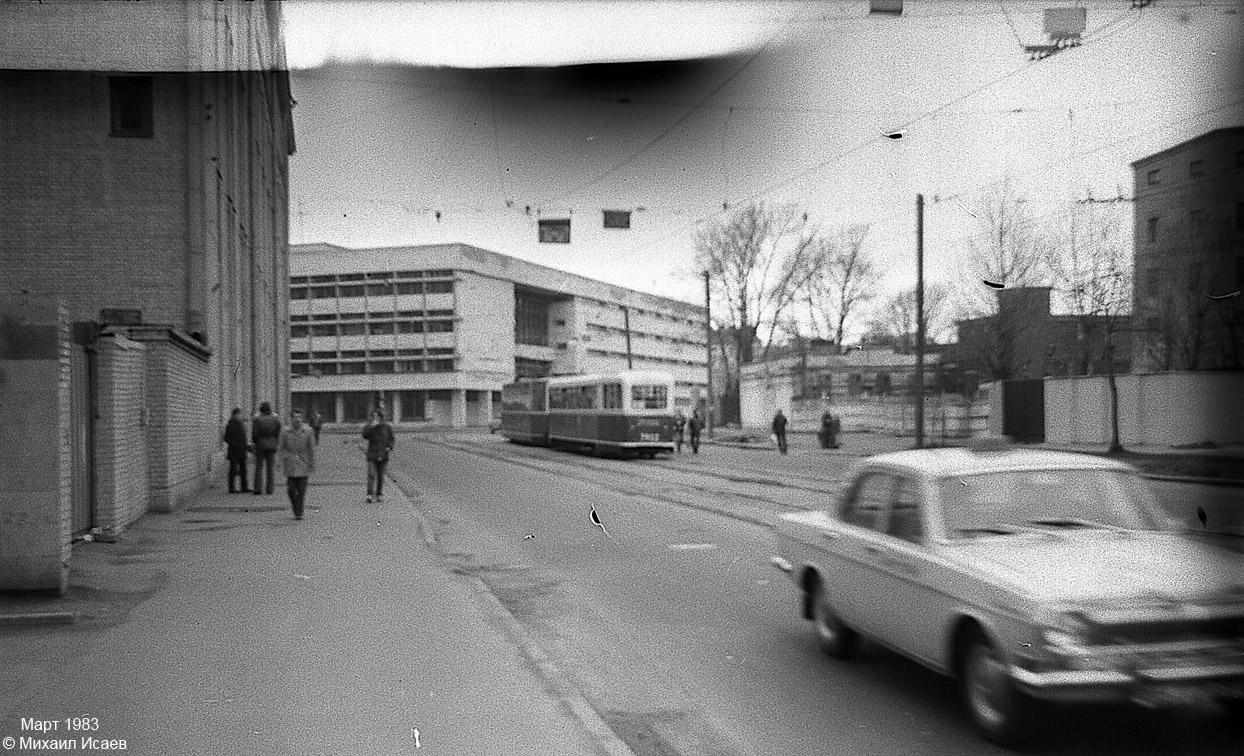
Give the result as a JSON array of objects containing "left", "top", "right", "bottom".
[
  {"left": 961, "top": 630, "right": 1033, "bottom": 748},
  {"left": 811, "top": 582, "right": 857, "bottom": 659}
]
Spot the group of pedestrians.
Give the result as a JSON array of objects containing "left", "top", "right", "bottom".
[
  {"left": 221, "top": 404, "right": 389, "bottom": 521},
  {"left": 769, "top": 408, "right": 842, "bottom": 454},
  {"left": 673, "top": 409, "right": 704, "bottom": 454}
]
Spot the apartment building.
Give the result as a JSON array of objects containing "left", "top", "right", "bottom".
[{"left": 290, "top": 243, "right": 709, "bottom": 426}]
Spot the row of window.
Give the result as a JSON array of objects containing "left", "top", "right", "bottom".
[
  {"left": 1145, "top": 151, "right": 1244, "bottom": 185},
  {"left": 583, "top": 299, "right": 702, "bottom": 329},
  {"left": 585, "top": 321, "right": 706, "bottom": 348},
  {"left": 586, "top": 348, "right": 707, "bottom": 368},
  {"left": 1145, "top": 203, "right": 1244, "bottom": 243},
  {"left": 292, "top": 347, "right": 454, "bottom": 360},
  {"left": 548, "top": 383, "right": 669, "bottom": 410},
  {"left": 290, "top": 309, "right": 455, "bottom": 323},
  {"left": 291, "top": 270, "right": 455, "bottom": 285},
  {"left": 292, "top": 280, "right": 455, "bottom": 299},
  {"left": 292, "top": 358, "right": 456, "bottom": 376},
  {"left": 291, "top": 320, "right": 455, "bottom": 337}
]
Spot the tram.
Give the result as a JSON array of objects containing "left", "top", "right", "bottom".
[{"left": 500, "top": 370, "right": 677, "bottom": 457}]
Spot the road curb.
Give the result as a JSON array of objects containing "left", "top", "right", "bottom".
[
  {"left": 388, "top": 469, "right": 640, "bottom": 756},
  {"left": 0, "top": 611, "right": 76, "bottom": 628}
]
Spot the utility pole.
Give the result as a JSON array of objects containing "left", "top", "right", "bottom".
[
  {"left": 915, "top": 194, "right": 926, "bottom": 450},
  {"left": 704, "top": 270, "right": 714, "bottom": 438},
  {"left": 622, "top": 305, "right": 633, "bottom": 370}
]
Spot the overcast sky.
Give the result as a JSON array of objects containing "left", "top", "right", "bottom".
[{"left": 283, "top": 0, "right": 1244, "bottom": 321}]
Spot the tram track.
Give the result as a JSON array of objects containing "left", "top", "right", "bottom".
[{"left": 421, "top": 434, "right": 842, "bottom": 527}]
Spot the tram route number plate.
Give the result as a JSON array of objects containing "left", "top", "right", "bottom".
[{"left": 640, "top": 432, "right": 660, "bottom": 442}]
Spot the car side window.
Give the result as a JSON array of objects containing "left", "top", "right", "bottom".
[
  {"left": 888, "top": 477, "right": 924, "bottom": 544},
  {"left": 841, "top": 473, "right": 893, "bottom": 532}
]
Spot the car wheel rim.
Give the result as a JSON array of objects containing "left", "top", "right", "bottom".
[{"left": 966, "top": 642, "right": 1007, "bottom": 731}]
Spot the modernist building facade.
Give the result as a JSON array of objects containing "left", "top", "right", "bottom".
[
  {"left": 1132, "top": 126, "right": 1244, "bottom": 372},
  {"left": 289, "top": 243, "right": 709, "bottom": 427},
  {"left": 0, "top": 0, "right": 295, "bottom": 589}
]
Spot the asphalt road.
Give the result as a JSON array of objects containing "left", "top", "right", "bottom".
[{"left": 390, "top": 434, "right": 1244, "bottom": 756}]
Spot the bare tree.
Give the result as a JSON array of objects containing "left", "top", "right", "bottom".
[
  {"left": 803, "top": 224, "right": 881, "bottom": 349},
  {"left": 865, "top": 282, "right": 952, "bottom": 353},
  {"left": 1048, "top": 198, "right": 1132, "bottom": 452},
  {"left": 696, "top": 202, "right": 823, "bottom": 421}
]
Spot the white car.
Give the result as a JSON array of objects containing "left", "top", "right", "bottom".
[{"left": 771, "top": 441, "right": 1244, "bottom": 747}]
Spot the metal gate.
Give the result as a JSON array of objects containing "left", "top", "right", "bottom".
[
  {"left": 1001, "top": 379, "right": 1044, "bottom": 443},
  {"left": 69, "top": 342, "right": 95, "bottom": 536}
]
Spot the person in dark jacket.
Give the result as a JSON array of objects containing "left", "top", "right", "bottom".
[
  {"left": 688, "top": 410, "right": 704, "bottom": 454},
  {"left": 673, "top": 411, "right": 687, "bottom": 453},
  {"left": 772, "top": 409, "right": 789, "bottom": 455},
  {"left": 251, "top": 401, "right": 282, "bottom": 495},
  {"left": 222, "top": 408, "right": 250, "bottom": 493},
  {"left": 309, "top": 410, "right": 323, "bottom": 444},
  {"left": 362, "top": 409, "right": 395, "bottom": 503}
]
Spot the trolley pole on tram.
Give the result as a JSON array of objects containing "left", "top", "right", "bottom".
[
  {"left": 704, "top": 270, "right": 713, "bottom": 438},
  {"left": 915, "top": 193, "right": 926, "bottom": 450}
]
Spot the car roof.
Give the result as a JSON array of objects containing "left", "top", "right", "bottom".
[{"left": 861, "top": 447, "right": 1135, "bottom": 480}]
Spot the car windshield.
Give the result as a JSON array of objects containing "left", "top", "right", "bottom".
[{"left": 938, "top": 469, "right": 1168, "bottom": 538}]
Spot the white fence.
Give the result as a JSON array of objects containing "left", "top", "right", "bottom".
[
  {"left": 1045, "top": 371, "right": 1244, "bottom": 446},
  {"left": 788, "top": 391, "right": 991, "bottom": 440}
]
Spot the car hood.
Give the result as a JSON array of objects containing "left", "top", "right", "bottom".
[{"left": 952, "top": 529, "right": 1244, "bottom": 605}]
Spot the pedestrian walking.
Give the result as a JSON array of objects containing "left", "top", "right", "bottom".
[
  {"left": 362, "top": 409, "right": 395, "bottom": 503},
  {"left": 772, "top": 409, "right": 789, "bottom": 455},
  {"left": 222, "top": 408, "right": 251, "bottom": 493},
  {"left": 818, "top": 411, "right": 841, "bottom": 449},
  {"left": 310, "top": 410, "right": 323, "bottom": 444},
  {"left": 277, "top": 409, "right": 316, "bottom": 520},
  {"left": 251, "top": 401, "right": 282, "bottom": 495},
  {"left": 673, "top": 410, "right": 686, "bottom": 453},
  {"left": 688, "top": 410, "right": 703, "bottom": 454}
]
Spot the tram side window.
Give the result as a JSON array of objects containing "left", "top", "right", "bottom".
[
  {"left": 602, "top": 383, "right": 623, "bottom": 410},
  {"left": 631, "top": 384, "right": 668, "bottom": 410}
]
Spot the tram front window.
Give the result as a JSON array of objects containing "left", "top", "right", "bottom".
[{"left": 631, "top": 384, "right": 668, "bottom": 410}]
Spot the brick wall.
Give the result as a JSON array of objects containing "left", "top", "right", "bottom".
[
  {"left": 93, "top": 332, "right": 150, "bottom": 531},
  {"left": 0, "top": 298, "right": 71, "bottom": 593}
]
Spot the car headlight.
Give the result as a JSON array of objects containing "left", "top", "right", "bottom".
[{"left": 1040, "top": 609, "right": 1092, "bottom": 649}]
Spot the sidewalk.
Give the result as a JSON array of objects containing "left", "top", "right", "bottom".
[
  {"left": 0, "top": 436, "right": 626, "bottom": 755},
  {"left": 707, "top": 429, "right": 1244, "bottom": 485}
]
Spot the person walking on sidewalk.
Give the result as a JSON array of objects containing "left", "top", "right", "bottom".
[
  {"left": 310, "top": 410, "right": 323, "bottom": 444},
  {"left": 252, "top": 401, "right": 282, "bottom": 495},
  {"left": 278, "top": 409, "right": 316, "bottom": 520},
  {"left": 222, "top": 408, "right": 251, "bottom": 493},
  {"left": 673, "top": 410, "right": 686, "bottom": 453},
  {"left": 362, "top": 409, "right": 395, "bottom": 503},
  {"left": 688, "top": 410, "right": 703, "bottom": 454},
  {"left": 772, "top": 409, "right": 789, "bottom": 455}
]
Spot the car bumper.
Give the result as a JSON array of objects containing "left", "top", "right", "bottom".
[{"left": 1012, "top": 662, "right": 1244, "bottom": 706}]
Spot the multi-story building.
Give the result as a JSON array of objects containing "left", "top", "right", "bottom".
[
  {"left": 0, "top": 0, "right": 294, "bottom": 590},
  {"left": 1132, "top": 126, "right": 1244, "bottom": 372},
  {"left": 289, "top": 243, "right": 709, "bottom": 426}
]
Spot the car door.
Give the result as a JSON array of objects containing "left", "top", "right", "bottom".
[
  {"left": 829, "top": 470, "right": 900, "bottom": 638},
  {"left": 869, "top": 474, "right": 947, "bottom": 665}
]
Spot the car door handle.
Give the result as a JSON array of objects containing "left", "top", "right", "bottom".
[{"left": 820, "top": 531, "right": 839, "bottom": 541}]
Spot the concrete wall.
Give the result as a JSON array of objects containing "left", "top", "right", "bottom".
[
  {"left": 0, "top": 300, "right": 71, "bottom": 593},
  {"left": 1046, "top": 371, "right": 1244, "bottom": 446},
  {"left": 93, "top": 332, "right": 151, "bottom": 532}
]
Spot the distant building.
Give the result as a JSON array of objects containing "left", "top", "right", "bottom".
[
  {"left": 738, "top": 343, "right": 940, "bottom": 429},
  {"left": 289, "top": 243, "right": 709, "bottom": 426},
  {"left": 947, "top": 287, "right": 1131, "bottom": 382},
  {"left": 0, "top": 0, "right": 294, "bottom": 590},
  {"left": 1131, "top": 126, "right": 1244, "bottom": 372}
]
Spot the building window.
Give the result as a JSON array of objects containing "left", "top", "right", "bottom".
[
  {"left": 1189, "top": 159, "right": 1203, "bottom": 177},
  {"left": 425, "top": 280, "right": 454, "bottom": 294},
  {"left": 109, "top": 76, "right": 153, "bottom": 137},
  {"left": 603, "top": 210, "right": 631, "bottom": 229},
  {"left": 538, "top": 218, "right": 571, "bottom": 243},
  {"left": 1147, "top": 216, "right": 1158, "bottom": 243},
  {"left": 1190, "top": 209, "right": 1204, "bottom": 237},
  {"left": 1146, "top": 169, "right": 1160, "bottom": 185},
  {"left": 515, "top": 290, "right": 551, "bottom": 346}
]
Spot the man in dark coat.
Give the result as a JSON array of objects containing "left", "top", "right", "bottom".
[
  {"left": 309, "top": 410, "right": 323, "bottom": 444},
  {"left": 772, "top": 409, "right": 789, "bottom": 455},
  {"left": 222, "top": 408, "right": 250, "bottom": 493},
  {"left": 251, "top": 401, "right": 282, "bottom": 495},
  {"left": 362, "top": 409, "right": 395, "bottom": 503},
  {"left": 688, "top": 410, "right": 704, "bottom": 454}
]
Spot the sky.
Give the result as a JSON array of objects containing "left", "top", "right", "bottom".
[{"left": 282, "top": 0, "right": 1244, "bottom": 336}]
